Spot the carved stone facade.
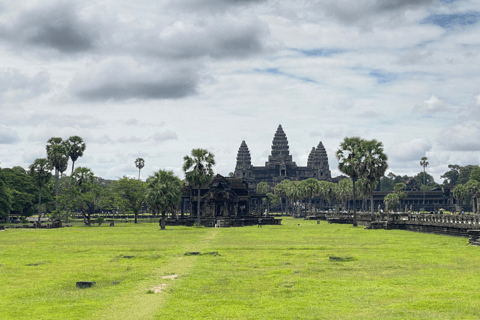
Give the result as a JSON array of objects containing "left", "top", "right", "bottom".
[{"left": 234, "top": 124, "right": 331, "bottom": 188}]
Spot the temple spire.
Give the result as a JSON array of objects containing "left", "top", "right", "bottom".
[
  {"left": 236, "top": 140, "right": 251, "bottom": 169},
  {"left": 270, "top": 124, "right": 291, "bottom": 162}
]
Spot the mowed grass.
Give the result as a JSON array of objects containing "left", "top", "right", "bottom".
[{"left": 1, "top": 218, "right": 480, "bottom": 319}]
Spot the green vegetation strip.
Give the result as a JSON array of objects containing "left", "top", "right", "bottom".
[{"left": 1, "top": 219, "right": 480, "bottom": 319}]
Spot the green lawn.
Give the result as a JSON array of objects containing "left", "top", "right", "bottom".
[{"left": 1, "top": 218, "right": 479, "bottom": 319}]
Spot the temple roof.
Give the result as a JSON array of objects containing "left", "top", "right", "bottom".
[
  {"left": 269, "top": 124, "right": 292, "bottom": 163},
  {"left": 307, "top": 147, "right": 316, "bottom": 167},
  {"left": 236, "top": 140, "right": 251, "bottom": 168},
  {"left": 314, "top": 141, "right": 328, "bottom": 166}
]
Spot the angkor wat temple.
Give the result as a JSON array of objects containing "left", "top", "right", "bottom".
[{"left": 234, "top": 124, "right": 331, "bottom": 188}]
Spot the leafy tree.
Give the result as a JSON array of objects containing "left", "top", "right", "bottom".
[
  {"left": 470, "top": 166, "right": 480, "bottom": 183},
  {"left": 336, "top": 137, "right": 363, "bottom": 227},
  {"left": 135, "top": 158, "right": 145, "bottom": 180},
  {"left": 267, "top": 192, "right": 280, "bottom": 210},
  {"left": 441, "top": 164, "right": 460, "bottom": 185},
  {"left": 0, "top": 179, "right": 12, "bottom": 219},
  {"left": 360, "top": 139, "right": 388, "bottom": 220},
  {"left": 458, "top": 165, "right": 479, "bottom": 185},
  {"left": 453, "top": 184, "right": 469, "bottom": 213},
  {"left": 394, "top": 182, "right": 407, "bottom": 211},
  {"left": 65, "top": 136, "right": 86, "bottom": 175},
  {"left": 0, "top": 168, "right": 37, "bottom": 217},
  {"left": 302, "top": 178, "right": 321, "bottom": 215},
  {"left": 12, "top": 166, "right": 27, "bottom": 175},
  {"left": 29, "top": 158, "right": 53, "bottom": 224},
  {"left": 46, "top": 137, "right": 69, "bottom": 211},
  {"left": 113, "top": 176, "right": 146, "bottom": 224},
  {"left": 59, "top": 167, "right": 108, "bottom": 226},
  {"left": 256, "top": 182, "right": 271, "bottom": 215},
  {"left": 384, "top": 193, "right": 400, "bottom": 212},
  {"left": 183, "top": 149, "right": 215, "bottom": 226},
  {"left": 146, "top": 170, "right": 182, "bottom": 230}
]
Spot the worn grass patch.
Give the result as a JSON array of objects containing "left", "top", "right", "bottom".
[{"left": 1, "top": 218, "right": 480, "bottom": 319}]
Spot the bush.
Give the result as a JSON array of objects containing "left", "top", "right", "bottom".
[
  {"left": 94, "top": 217, "right": 105, "bottom": 226},
  {"left": 20, "top": 216, "right": 28, "bottom": 224}
]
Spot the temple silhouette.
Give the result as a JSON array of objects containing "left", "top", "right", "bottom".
[{"left": 234, "top": 124, "right": 331, "bottom": 188}]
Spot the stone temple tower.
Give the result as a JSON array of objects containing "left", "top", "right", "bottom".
[{"left": 235, "top": 140, "right": 252, "bottom": 178}]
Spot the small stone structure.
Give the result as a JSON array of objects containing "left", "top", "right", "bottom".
[{"left": 175, "top": 174, "right": 281, "bottom": 227}]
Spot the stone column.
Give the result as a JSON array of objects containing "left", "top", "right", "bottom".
[
  {"left": 224, "top": 200, "right": 228, "bottom": 217},
  {"left": 234, "top": 202, "right": 238, "bottom": 217}
]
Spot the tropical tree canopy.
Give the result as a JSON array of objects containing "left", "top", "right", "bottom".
[
  {"left": 113, "top": 176, "right": 146, "bottom": 223},
  {"left": 65, "top": 136, "right": 86, "bottom": 174},
  {"left": 183, "top": 148, "right": 215, "bottom": 225},
  {"left": 384, "top": 193, "right": 400, "bottom": 212},
  {"left": 0, "top": 179, "right": 12, "bottom": 219},
  {"left": 146, "top": 170, "right": 182, "bottom": 229}
]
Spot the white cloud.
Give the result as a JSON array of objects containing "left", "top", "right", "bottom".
[
  {"left": 437, "top": 121, "right": 480, "bottom": 151},
  {"left": 0, "top": 125, "right": 20, "bottom": 144},
  {"left": 412, "top": 95, "right": 449, "bottom": 113},
  {"left": 388, "top": 138, "right": 432, "bottom": 162}
]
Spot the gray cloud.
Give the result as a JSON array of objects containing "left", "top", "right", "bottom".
[
  {"left": 0, "top": 2, "right": 98, "bottom": 53},
  {"left": 70, "top": 58, "right": 199, "bottom": 101},
  {"left": 117, "top": 136, "right": 144, "bottom": 143},
  {"left": 152, "top": 130, "right": 178, "bottom": 142},
  {"left": 0, "top": 125, "right": 20, "bottom": 144},
  {"left": 20, "top": 112, "right": 102, "bottom": 128},
  {"left": 357, "top": 111, "right": 382, "bottom": 118},
  {"left": 437, "top": 121, "right": 480, "bottom": 151},
  {"left": 0, "top": 69, "right": 50, "bottom": 100},
  {"left": 320, "top": 0, "right": 435, "bottom": 26}
]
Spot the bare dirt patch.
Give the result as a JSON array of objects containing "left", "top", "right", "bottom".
[{"left": 161, "top": 274, "right": 178, "bottom": 280}]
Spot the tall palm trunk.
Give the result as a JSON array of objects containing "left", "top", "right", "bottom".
[
  {"left": 161, "top": 211, "right": 166, "bottom": 230},
  {"left": 370, "top": 184, "right": 375, "bottom": 221},
  {"left": 197, "top": 187, "right": 201, "bottom": 226},
  {"left": 71, "top": 161, "right": 76, "bottom": 175},
  {"left": 55, "top": 168, "right": 59, "bottom": 212},
  {"left": 352, "top": 179, "right": 357, "bottom": 227},
  {"left": 37, "top": 188, "right": 42, "bottom": 225}
]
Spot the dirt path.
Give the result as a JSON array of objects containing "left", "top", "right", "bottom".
[{"left": 92, "top": 228, "right": 219, "bottom": 320}]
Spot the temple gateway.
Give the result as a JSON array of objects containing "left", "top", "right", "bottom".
[{"left": 234, "top": 124, "right": 331, "bottom": 189}]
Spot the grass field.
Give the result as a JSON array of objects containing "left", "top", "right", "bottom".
[{"left": 1, "top": 218, "right": 480, "bottom": 319}]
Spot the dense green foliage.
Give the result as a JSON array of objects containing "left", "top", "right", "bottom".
[
  {"left": 1, "top": 219, "right": 480, "bottom": 319},
  {"left": 0, "top": 168, "right": 38, "bottom": 217},
  {"left": 113, "top": 177, "right": 146, "bottom": 224},
  {"left": 145, "top": 170, "right": 182, "bottom": 230}
]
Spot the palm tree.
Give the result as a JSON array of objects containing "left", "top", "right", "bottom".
[
  {"left": 360, "top": 139, "right": 388, "bottom": 221},
  {"left": 146, "top": 170, "right": 182, "bottom": 230},
  {"left": 453, "top": 184, "right": 469, "bottom": 213},
  {"left": 183, "top": 149, "right": 215, "bottom": 226},
  {"left": 420, "top": 156, "right": 429, "bottom": 208},
  {"left": 46, "top": 137, "right": 69, "bottom": 211},
  {"left": 302, "top": 178, "right": 321, "bottom": 216},
  {"left": 274, "top": 179, "right": 291, "bottom": 215},
  {"left": 336, "top": 137, "right": 364, "bottom": 227},
  {"left": 29, "top": 158, "right": 52, "bottom": 225},
  {"left": 256, "top": 182, "right": 270, "bottom": 215},
  {"left": 135, "top": 158, "right": 145, "bottom": 180},
  {"left": 65, "top": 136, "right": 86, "bottom": 175}
]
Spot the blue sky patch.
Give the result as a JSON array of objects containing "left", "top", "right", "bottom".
[
  {"left": 369, "top": 70, "right": 398, "bottom": 84},
  {"left": 422, "top": 11, "right": 480, "bottom": 29},
  {"left": 254, "top": 68, "right": 316, "bottom": 83}
]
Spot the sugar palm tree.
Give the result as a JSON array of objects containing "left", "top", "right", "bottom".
[
  {"left": 29, "top": 158, "right": 52, "bottom": 225},
  {"left": 336, "top": 137, "right": 364, "bottom": 227},
  {"left": 183, "top": 149, "right": 215, "bottom": 226},
  {"left": 135, "top": 158, "right": 145, "bottom": 180},
  {"left": 65, "top": 136, "right": 86, "bottom": 175},
  {"left": 302, "top": 178, "right": 321, "bottom": 215},
  {"left": 46, "top": 137, "right": 69, "bottom": 211},
  {"left": 420, "top": 157, "right": 429, "bottom": 207},
  {"left": 274, "top": 179, "right": 291, "bottom": 215},
  {"left": 146, "top": 170, "right": 182, "bottom": 230},
  {"left": 360, "top": 139, "right": 388, "bottom": 221},
  {"left": 256, "top": 182, "right": 270, "bottom": 215}
]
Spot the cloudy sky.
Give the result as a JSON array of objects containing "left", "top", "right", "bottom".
[{"left": 0, "top": 0, "right": 479, "bottom": 182}]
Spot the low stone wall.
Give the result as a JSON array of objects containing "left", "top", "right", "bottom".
[
  {"left": 321, "top": 211, "right": 480, "bottom": 244},
  {"left": 165, "top": 216, "right": 282, "bottom": 227}
]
